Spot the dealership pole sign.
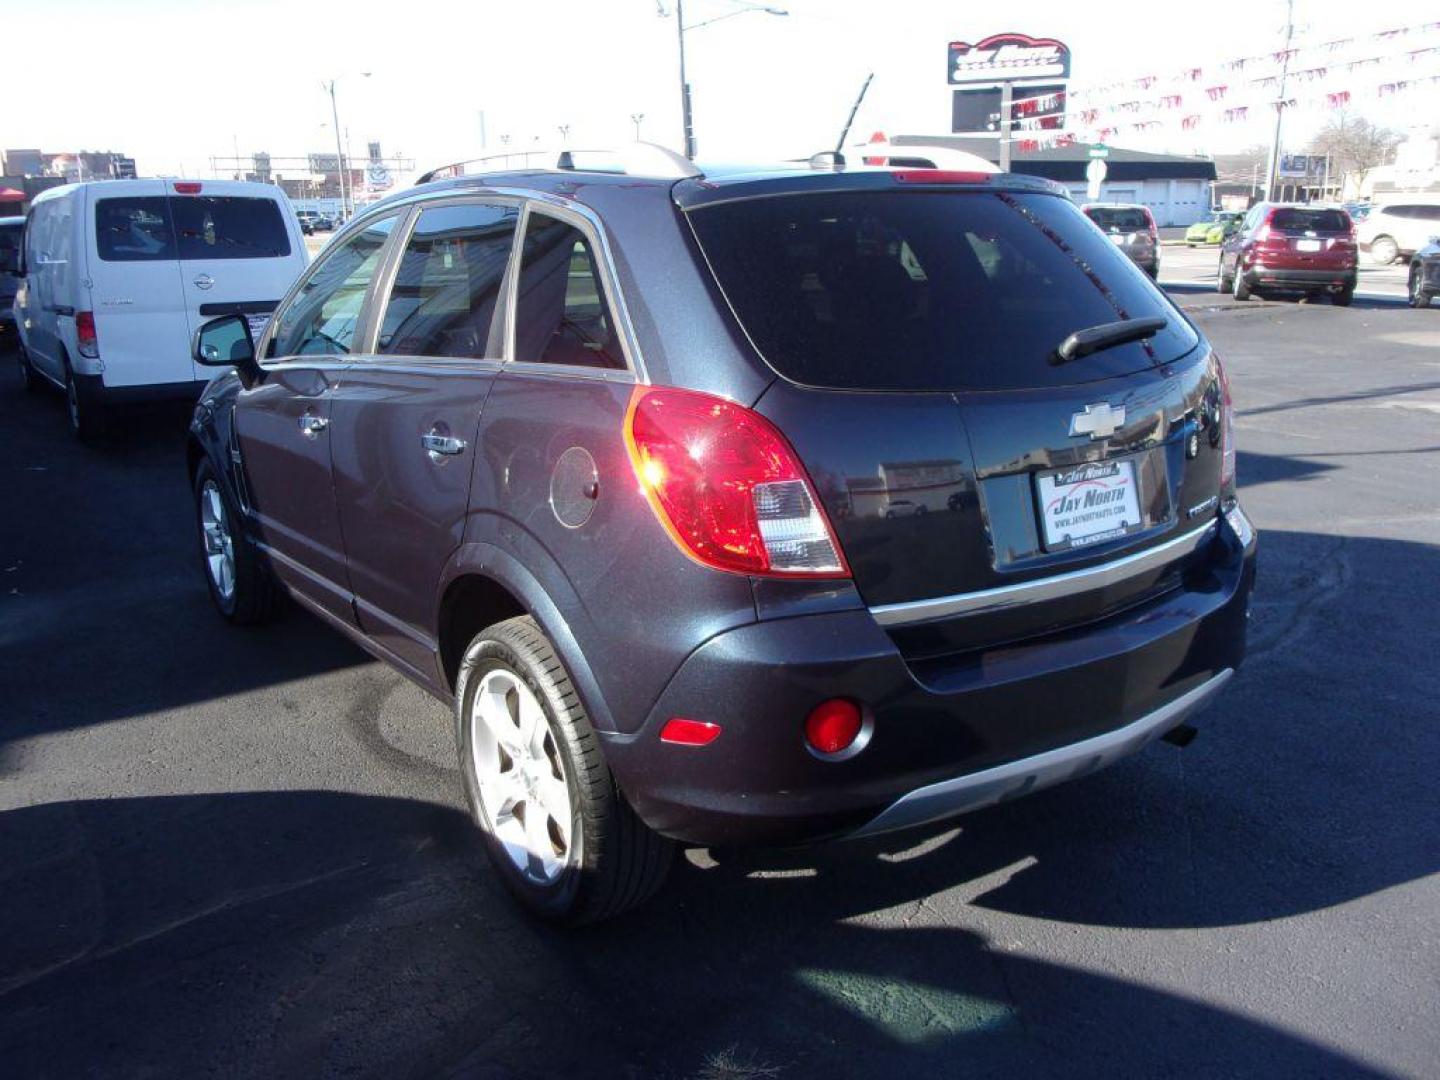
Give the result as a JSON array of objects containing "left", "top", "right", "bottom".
[{"left": 948, "top": 33, "right": 1072, "bottom": 85}]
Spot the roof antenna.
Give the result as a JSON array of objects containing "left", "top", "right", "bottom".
[{"left": 826, "top": 72, "right": 874, "bottom": 168}]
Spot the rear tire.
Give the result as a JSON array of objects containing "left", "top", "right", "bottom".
[
  {"left": 1232, "top": 266, "right": 1252, "bottom": 301},
  {"left": 17, "top": 347, "right": 38, "bottom": 393},
  {"left": 455, "top": 616, "right": 673, "bottom": 925},
  {"left": 1370, "top": 236, "right": 1399, "bottom": 266},
  {"left": 64, "top": 364, "right": 107, "bottom": 444},
  {"left": 193, "top": 457, "right": 282, "bottom": 624},
  {"left": 1217, "top": 256, "right": 1233, "bottom": 294},
  {"left": 1409, "top": 266, "right": 1432, "bottom": 309},
  {"left": 1332, "top": 288, "right": 1354, "bottom": 307}
]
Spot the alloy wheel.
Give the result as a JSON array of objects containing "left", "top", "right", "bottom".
[
  {"left": 469, "top": 668, "right": 574, "bottom": 885},
  {"left": 199, "top": 480, "right": 236, "bottom": 601}
]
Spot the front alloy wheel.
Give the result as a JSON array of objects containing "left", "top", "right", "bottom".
[{"left": 199, "top": 479, "right": 236, "bottom": 603}]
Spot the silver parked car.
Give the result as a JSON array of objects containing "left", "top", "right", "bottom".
[{"left": 1082, "top": 203, "right": 1160, "bottom": 279}]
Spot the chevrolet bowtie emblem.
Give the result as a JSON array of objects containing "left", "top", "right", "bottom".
[{"left": 1069, "top": 402, "right": 1125, "bottom": 440}]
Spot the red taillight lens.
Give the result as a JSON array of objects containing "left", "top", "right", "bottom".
[
  {"left": 173, "top": 181, "right": 203, "bottom": 195},
  {"left": 659, "top": 718, "right": 722, "bottom": 747},
  {"left": 805, "top": 699, "right": 864, "bottom": 756},
  {"left": 1215, "top": 353, "right": 1236, "bottom": 489},
  {"left": 75, "top": 311, "right": 99, "bottom": 359},
  {"left": 624, "top": 387, "right": 849, "bottom": 578},
  {"left": 892, "top": 169, "right": 991, "bottom": 184}
]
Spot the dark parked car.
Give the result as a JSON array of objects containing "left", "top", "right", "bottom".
[
  {"left": 0, "top": 215, "right": 23, "bottom": 351},
  {"left": 1082, "top": 203, "right": 1160, "bottom": 278},
  {"left": 1219, "top": 203, "right": 1357, "bottom": 304},
  {"left": 1410, "top": 235, "right": 1440, "bottom": 308},
  {"left": 186, "top": 149, "right": 1256, "bottom": 923}
]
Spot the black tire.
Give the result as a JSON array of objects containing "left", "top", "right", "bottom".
[
  {"left": 64, "top": 363, "right": 107, "bottom": 444},
  {"left": 193, "top": 457, "right": 282, "bottom": 624},
  {"left": 1370, "top": 235, "right": 1399, "bottom": 266},
  {"left": 1409, "top": 267, "right": 1432, "bottom": 309},
  {"left": 455, "top": 616, "right": 673, "bottom": 925},
  {"left": 17, "top": 346, "right": 39, "bottom": 393},
  {"left": 1332, "top": 288, "right": 1354, "bottom": 307},
  {"left": 1232, "top": 267, "right": 1252, "bottom": 301},
  {"left": 1217, "top": 256, "right": 1233, "bottom": 294}
]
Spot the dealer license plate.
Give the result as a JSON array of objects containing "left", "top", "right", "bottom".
[
  {"left": 1296, "top": 239, "right": 1322, "bottom": 252},
  {"left": 245, "top": 314, "right": 271, "bottom": 339},
  {"left": 1036, "top": 460, "right": 1144, "bottom": 550}
]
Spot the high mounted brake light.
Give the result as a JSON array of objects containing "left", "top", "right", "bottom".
[
  {"left": 892, "top": 170, "right": 991, "bottom": 184},
  {"left": 173, "top": 182, "right": 203, "bottom": 195},
  {"left": 624, "top": 386, "right": 849, "bottom": 578}
]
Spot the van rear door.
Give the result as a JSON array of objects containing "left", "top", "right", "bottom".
[
  {"left": 168, "top": 181, "right": 307, "bottom": 381},
  {"left": 86, "top": 181, "right": 194, "bottom": 387}
]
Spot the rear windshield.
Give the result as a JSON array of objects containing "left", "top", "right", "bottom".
[
  {"left": 1270, "top": 208, "right": 1349, "bottom": 233},
  {"left": 96, "top": 195, "right": 290, "bottom": 261},
  {"left": 688, "top": 190, "right": 1198, "bottom": 391},
  {"left": 1085, "top": 206, "right": 1150, "bottom": 231}
]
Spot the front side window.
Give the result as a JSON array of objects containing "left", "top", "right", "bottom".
[
  {"left": 96, "top": 197, "right": 175, "bottom": 261},
  {"left": 171, "top": 196, "right": 291, "bottom": 260},
  {"left": 272, "top": 214, "right": 396, "bottom": 358},
  {"left": 512, "top": 212, "right": 624, "bottom": 369},
  {"left": 376, "top": 203, "right": 518, "bottom": 359}
]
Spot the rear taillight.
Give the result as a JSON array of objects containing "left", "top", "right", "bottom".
[
  {"left": 1215, "top": 353, "right": 1236, "bottom": 490},
  {"left": 76, "top": 311, "right": 99, "bottom": 359},
  {"left": 623, "top": 386, "right": 849, "bottom": 578}
]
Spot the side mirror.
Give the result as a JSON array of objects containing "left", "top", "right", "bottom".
[
  {"left": 193, "top": 313, "right": 261, "bottom": 387},
  {"left": 0, "top": 246, "right": 19, "bottom": 275}
]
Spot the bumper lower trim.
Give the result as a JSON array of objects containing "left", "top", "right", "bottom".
[{"left": 848, "top": 667, "right": 1234, "bottom": 839}]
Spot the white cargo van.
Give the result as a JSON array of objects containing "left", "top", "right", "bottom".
[{"left": 7, "top": 179, "right": 308, "bottom": 440}]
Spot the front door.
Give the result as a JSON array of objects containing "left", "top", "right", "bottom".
[
  {"left": 329, "top": 200, "right": 519, "bottom": 678},
  {"left": 234, "top": 213, "right": 400, "bottom": 626}
]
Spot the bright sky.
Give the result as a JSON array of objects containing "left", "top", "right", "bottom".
[{"left": 10, "top": 0, "right": 1440, "bottom": 179}]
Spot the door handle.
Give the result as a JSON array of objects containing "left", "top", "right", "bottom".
[
  {"left": 422, "top": 432, "right": 466, "bottom": 457},
  {"left": 299, "top": 414, "right": 329, "bottom": 438}
]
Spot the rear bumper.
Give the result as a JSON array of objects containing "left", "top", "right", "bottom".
[
  {"left": 603, "top": 506, "right": 1257, "bottom": 847},
  {"left": 1245, "top": 265, "right": 1355, "bottom": 291},
  {"left": 77, "top": 373, "right": 210, "bottom": 405}
]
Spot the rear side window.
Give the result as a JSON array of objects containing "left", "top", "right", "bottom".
[
  {"left": 0, "top": 222, "right": 21, "bottom": 257},
  {"left": 96, "top": 197, "right": 175, "bottom": 261},
  {"left": 1085, "top": 207, "right": 1150, "bottom": 231},
  {"left": 1270, "top": 208, "right": 1349, "bottom": 233},
  {"left": 171, "top": 196, "right": 290, "bottom": 259},
  {"left": 512, "top": 212, "right": 624, "bottom": 370},
  {"left": 688, "top": 190, "right": 1198, "bottom": 391},
  {"left": 377, "top": 203, "right": 518, "bottom": 359}
]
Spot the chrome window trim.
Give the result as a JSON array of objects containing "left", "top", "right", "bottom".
[
  {"left": 357, "top": 194, "right": 524, "bottom": 364},
  {"left": 868, "top": 522, "right": 1217, "bottom": 627}
]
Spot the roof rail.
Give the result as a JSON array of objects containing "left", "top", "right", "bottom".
[{"left": 416, "top": 141, "right": 701, "bottom": 185}]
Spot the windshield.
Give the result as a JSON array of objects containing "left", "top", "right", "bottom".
[{"left": 688, "top": 190, "right": 1198, "bottom": 391}]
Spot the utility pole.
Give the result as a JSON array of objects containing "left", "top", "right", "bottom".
[
  {"left": 1263, "top": 0, "right": 1296, "bottom": 202},
  {"left": 325, "top": 79, "right": 350, "bottom": 221},
  {"left": 676, "top": 0, "right": 694, "bottom": 158}
]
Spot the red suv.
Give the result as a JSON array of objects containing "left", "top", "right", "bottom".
[{"left": 1219, "top": 203, "right": 1357, "bottom": 305}]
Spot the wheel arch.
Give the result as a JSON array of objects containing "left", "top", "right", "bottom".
[{"left": 435, "top": 543, "right": 618, "bottom": 734}]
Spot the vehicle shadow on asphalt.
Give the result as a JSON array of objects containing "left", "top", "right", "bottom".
[
  {"left": 0, "top": 377, "right": 371, "bottom": 757},
  {"left": 0, "top": 787, "right": 1392, "bottom": 1080}
]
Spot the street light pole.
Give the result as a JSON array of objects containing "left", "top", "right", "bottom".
[{"left": 676, "top": 0, "right": 694, "bottom": 158}]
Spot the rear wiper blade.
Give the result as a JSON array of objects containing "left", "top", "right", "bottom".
[{"left": 1052, "top": 316, "right": 1168, "bottom": 365}]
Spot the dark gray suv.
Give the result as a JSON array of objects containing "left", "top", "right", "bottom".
[{"left": 187, "top": 146, "right": 1256, "bottom": 923}]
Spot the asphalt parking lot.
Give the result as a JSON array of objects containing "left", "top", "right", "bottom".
[{"left": 1, "top": 293, "right": 1438, "bottom": 1079}]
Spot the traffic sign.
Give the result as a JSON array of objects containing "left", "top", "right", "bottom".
[{"left": 1085, "top": 157, "right": 1107, "bottom": 200}]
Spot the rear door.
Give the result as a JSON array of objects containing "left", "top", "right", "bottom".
[
  {"left": 170, "top": 182, "right": 307, "bottom": 382},
  {"left": 328, "top": 199, "right": 519, "bottom": 678},
  {"left": 688, "top": 184, "right": 1224, "bottom": 655},
  {"left": 235, "top": 212, "right": 400, "bottom": 626},
  {"left": 86, "top": 182, "right": 193, "bottom": 387}
]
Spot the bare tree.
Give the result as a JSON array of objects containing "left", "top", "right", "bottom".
[{"left": 1309, "top": 113, "right": 1402, "bottom": 193}]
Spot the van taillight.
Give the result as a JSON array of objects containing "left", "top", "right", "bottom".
[
  {"left": 76, "top": 311, "right": 99, "bottom": 359},
  {"left": 623, "top": 386, "right": 849, "bottom": 578},
  {"left": 1215, "top": 353, "right": 1236, "bottom": 490}
]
